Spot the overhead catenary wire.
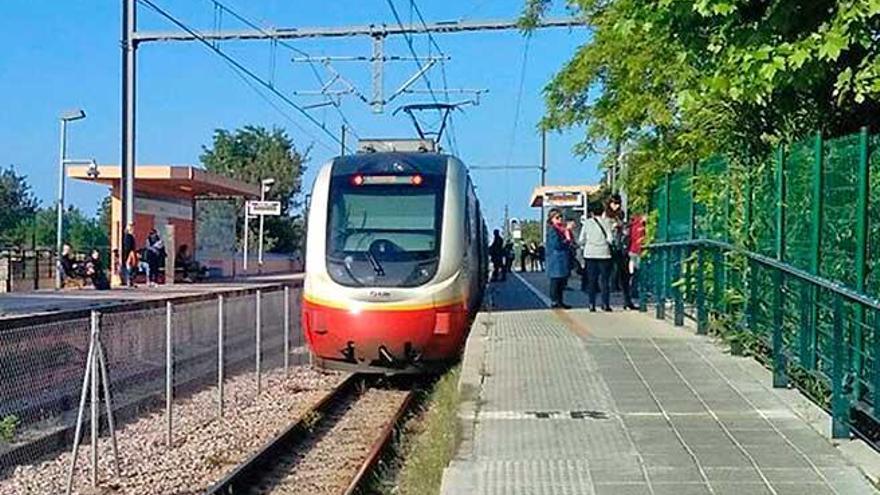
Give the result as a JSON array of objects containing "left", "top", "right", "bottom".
[
  {"left": 503, "top": 36, "right": 532, "bottom": 209},
  {"left": 409, "top": 0, "right": 459, "bottom": 156},
  {"left": 208, "top": 0, "right": 362, "bottom": 141},
  {"left": 137, "top": 0, "right": 349, "bottom": 153},
  {"left": 386, "top": 0, "right": 460, "bottom": 152}
]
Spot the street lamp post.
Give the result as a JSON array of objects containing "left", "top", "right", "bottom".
[
  {"left": 258, "top": 178, "right": 276, "bottom": 266},
  {"left": 56, "top": 109, "right": 87, "bottom": 290}
]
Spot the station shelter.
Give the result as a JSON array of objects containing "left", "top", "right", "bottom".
[{"left": 68, "top": 165, "right": 260, "bottom": 285}]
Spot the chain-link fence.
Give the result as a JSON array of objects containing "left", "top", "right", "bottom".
[{"left": 0, "top": 283, "right": 303, "bottom": 486}]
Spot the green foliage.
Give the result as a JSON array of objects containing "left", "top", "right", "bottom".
[
  {"left": 200, "top": 126, "right": 308, "bottom": 253},
  {"left": 522, "top": 0, "right": 880, "bottom": 221},
  {"left": 0, "top": 166, "right": 38, "bottom": 246},
  {"left": 23, "top": 205, "right": 108, "bottom": 251},
  {"left": 518, "top": 219, "right": 543, "bottom": 245},
  {"left": 0, "top": 415, "right": 19, "bottom": 443}
]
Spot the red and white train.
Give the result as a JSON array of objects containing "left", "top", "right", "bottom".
[{"left": 302, "top": 140, "right": 487, "bottom": 373}]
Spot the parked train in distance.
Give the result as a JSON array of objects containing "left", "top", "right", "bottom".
[{"left": 302, "top": 138, "right": 488, "bottom": 374}]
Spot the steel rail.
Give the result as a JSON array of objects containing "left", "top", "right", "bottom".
[
  {"left": 205, "top": 373, "right": 359, "bottom": 495},
  {"left": 205, "top": 373, "right": 415, "bottom": 495},
  {"left": 343, "top": 389, "right": 415, "bottom": 495}
]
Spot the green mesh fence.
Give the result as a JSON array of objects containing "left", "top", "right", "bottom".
[
  {"left": 647, "top": 128, "right": 880, "bottom": 432},
  {"left": 784, "top": 137, "right": 814, "bottom": 272},
  {"left": 667, "top": 169, "right": 692, "bottom": 241},
  {"left": 822, "top": 133, "right": 860, "bottom": 288},
  {"left": 652, "top": 129, "right": 876, "bottom": 297}
]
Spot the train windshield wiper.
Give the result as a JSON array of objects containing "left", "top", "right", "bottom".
[{"left": 365, "top": 249, "right": 385, "bottom": 277}]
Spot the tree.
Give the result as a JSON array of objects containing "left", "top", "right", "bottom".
[
  {"left": 519, "top": 219, "right": 543, "bottom": 245},
  {"left": 0, "top": 166, "right": 38, "bottom": 246},
  {"left": 29, "top": 206, "right": 108, "bottom": 251},
  {"left": 200, "top": 126, "right": 308, "bottom": 253},
  {"left": 521, "top": 0, "right": 880, "bottom": 210}
]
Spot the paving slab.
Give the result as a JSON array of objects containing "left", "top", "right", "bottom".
[{"left": 440, "top": 272, "right": 880, "bottom": 494}]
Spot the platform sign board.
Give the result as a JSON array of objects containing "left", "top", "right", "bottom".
[
  {"left": 247, "top": 200, "right": 282, "bottom": 216},
  {"left": 544, "top": 191, "right": 583, "bottom": 208}
]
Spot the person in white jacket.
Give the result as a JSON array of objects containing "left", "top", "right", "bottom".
[{"left": 578, "top": 201, "right": 614, "bottom": 311}]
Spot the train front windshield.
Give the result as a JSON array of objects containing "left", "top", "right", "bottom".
[{"left": 326, "top": 175, "right": 444, "bottom": 288}]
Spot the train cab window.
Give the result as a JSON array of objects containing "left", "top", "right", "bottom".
[{"left": 326, "top": 173, "right": 445, "bottom": 288}]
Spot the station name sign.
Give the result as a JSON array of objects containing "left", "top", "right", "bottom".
[
  {"left": 246, "top": 200, "right": 282, "bottom": 216},
  {"left": 544, "top": 191, "right": 583, "bottom": 208}
]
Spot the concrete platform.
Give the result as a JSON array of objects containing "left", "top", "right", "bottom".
[
  {"left": 441, "top": 272, "right": 880, "bottom": 494},
  {"left": 0, "top": 273, "right": 303, "bottom": 319}
]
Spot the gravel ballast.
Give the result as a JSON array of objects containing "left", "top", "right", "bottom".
[
  {"left": 252, "top": 388, "right": 410, "bottom": 495},
  {"left": 0, "top": 367, "right": 342, "bottom": 495}
]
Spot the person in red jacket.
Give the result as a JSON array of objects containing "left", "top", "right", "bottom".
[{"left": 628, "top": 214, "right": 647, "bottom": 302}]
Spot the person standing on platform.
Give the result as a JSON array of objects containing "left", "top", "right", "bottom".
[
  {"left": 121, "top": 223, "right": 137, "bottom": 288},
  {"left": 145, "top": 229, "right": 165, "bottom": 287},
  {"left": 489, "top": 229, "right": 505, "bottom": 282},
  {"left": 628, "top": 214, "right": 647, "bottom": 301},
  {"left": 579, "top": 202, "right": 613, "bottom": 312},
  {"left": 546, "top": 208, "right": 572, "bottom": 309}
]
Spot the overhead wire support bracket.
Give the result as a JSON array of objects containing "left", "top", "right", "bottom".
[{"left": 131, "top": 18, "right": 586, "bottom": 43}]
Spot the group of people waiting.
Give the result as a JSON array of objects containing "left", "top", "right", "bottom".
[
  {"left": 120, "top": 224, "right": 166, "bottom": 287},
  {"left": 59, "top": 244, "right": 110, "bottom": 290},
  {"left": 488, "top": 233, "right": 546, "bottom": 281},
  {"left": 545, "top": 193, "right": 645, "bottom": 310}
]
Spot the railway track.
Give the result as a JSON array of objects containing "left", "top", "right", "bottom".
[{"left": 206, "top": 373, "right": 414, "bottom": 495}]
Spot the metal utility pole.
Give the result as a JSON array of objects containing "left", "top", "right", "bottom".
[
  {"left": 258, "top": 178, "right": 275, "bottom": 266},
  {"left": 341, "top": 125, "right": 347, "bottom": 156},
  {"left": 121, "top": 0, "right": 137, "bottom": 252},
  {"left": 541, "top": 129, "right": 548, "bottom": 244},
  {"left": 56, "top": 109, "right": 88, "bottom": 290}
]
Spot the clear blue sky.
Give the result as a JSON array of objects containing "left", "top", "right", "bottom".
[{"left": 0, "top": 0, "right": 600, "bottom": 231}]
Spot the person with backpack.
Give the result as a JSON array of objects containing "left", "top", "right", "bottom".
[{"left": 578, "top": 201, "right": 614, "bottom": 312}]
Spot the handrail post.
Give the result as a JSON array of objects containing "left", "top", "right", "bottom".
[
  {"left": 771, "top": 143, "right": 787, "bottom": 388},
  {"left": 712, "top": 249, "right": 723, "bottom": 315},
  {"left": 696, "top": 246, "right": 706, "bottom": 335},
  {"left": 673, "top": 247, "right": 684, "bottom": 326},
  {"left": 771, "top": 270, "right": 787, "bottom": 387},
  {"left": 284, "top": 286, "right": 291, "bottom": 373},
  {"left": 656, "top": 250, "right": 666, "bottom": 320},
  {"left": 806, "top": 130, "right": 824, "bottom": 371},
  {"left": 799, "top": 283, "right": 812, "bottom": 367},
  {"left": 747, "top": 258, "right": 757, "bottom": 334},
  {"left": 217, "top": 294, "right": 225, "bottom": 418},
  {"left": 831, "top": 294, "right": 851, "bottom": 439},
  {"left": 255, "top": 289, "right": 262, "bottom": 397},
  {"left": 165, "top": 300, "right": 173, "bottom": 448},
  {"left": 638, "top": 253, "right": 648, "bottom": 313},
  {"left": 854, "top": 126, "right": 870, "bottom": 401}
]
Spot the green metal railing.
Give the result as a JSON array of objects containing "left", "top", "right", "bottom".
[
  {"left": 645, "top": 126, "right": 880, "bottom": 439},
  {"left": 643, "top": 239, "right": 880, "bottom": 439}
]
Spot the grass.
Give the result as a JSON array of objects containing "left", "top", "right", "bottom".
[
  {"left": 370, "top": 366, "right": 462, "bottom": 495},
  {"left": 0, "top": 415, "right": 19, "bottom": 443}
]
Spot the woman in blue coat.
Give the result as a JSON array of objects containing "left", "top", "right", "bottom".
[{"left": 546, "top": 208, "right": 572, "bottom": 308}]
